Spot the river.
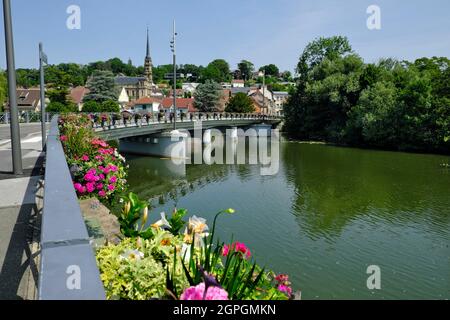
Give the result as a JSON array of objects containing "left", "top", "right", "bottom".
[{"left": 124, "top": 139, "right": 450, "bottom": 299}]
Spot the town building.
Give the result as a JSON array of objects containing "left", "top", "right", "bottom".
[
  {"left": 160, "top": 98, "right": 196, "bottom": 114},
  {"left": 115, "top": 29, "right": 156, "bottom": 101},
  {"left": 69, "top": 86, "right": 90, "bottom": 111},
  {"left": 231, "top": 79, "right": 245, "bottom": 88},
  {"left": 272, "top": 91, "right": 289, "bottom": 115},
  {"left": 4, "top": 88, "right": 43, "bottom": 112},
  {"left": 182, "top": 83, "right": 200, "bottom": 94}
]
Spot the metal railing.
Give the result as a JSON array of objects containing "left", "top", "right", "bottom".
[
  {"left": 39, "top": 115, "right": 105, "bottom": 300},
  {"left": 85, "top": 112, "right": 282, "bottom": 132},
  {"left": 0, "top": 111, "right": 54, "bottom": 124}
]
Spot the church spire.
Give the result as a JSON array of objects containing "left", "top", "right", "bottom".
[
  {"left": 144, "top": 27, "right": 153, "bottom": 84},
  {"left": 146, "top": 27, "right": 150, "bottom": 58}
]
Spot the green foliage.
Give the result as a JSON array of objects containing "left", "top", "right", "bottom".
[
  {"left": 84, "top": 70, "right": 118, "bottom": 103},
  {"left": 285, "top": 36, "right": 450, "bottom": 153},
  {"left": 0, "top": 71, "right": 7, "bottom": 110},
  {"left": 193, "top": 80, "right": 223, "bottom": 112},
  {"left": 96, "top": 235, "right": 188, "bottom": 300},
  {"left": 46, "top": 101, "right": 78, "bottom": 113},
  {"left": 101, "top": 100, "right": 120, "bottom": 112},
  {"left": 82, "top": 100, "right": 101, "bottom": 112},
  {"left": 237, "top": 60, "right": 254, "bottom": 81},
  {"left": 259, "top": 64, "right": 279, "bottom": 77},
  {"left": 118, "top": 193, "right": 154, "bottom": 239},
  {"left": 202, "top": 59, "right": 231, "bottom": 83},
  {"left": 225, "top": 92, "right": 255, "bottom": 113}
]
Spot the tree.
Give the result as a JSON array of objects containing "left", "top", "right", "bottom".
[
  {"left": 0, "top": 71, "right": 7, "bottom": 111},
  {"left": 238, "top": 60, "right": 254, "bottom": 81},
  {"left": 296, "top": 36, "right": 352, "bottom": 81},
  {"left": 225, "top": 92, "right": 255, "bottom": 113},
  {"left": 84, "top": 70, "right": 118, "bottom": 103},
  {"left": 201, "top": 59, "right": 231, "bottom": 83},
  {"left": 82, "top": 100, "right": 101, "bottom": 112},
  {"left": 259, "top": 64, "right": 279, "bottom": 77},
  {"left": 46, "top": 101, "right": 77, "bottom": 113},
  {"left": 280, "top": 71, "right": 293, "bottom": 82},
  {"left": 101, "top": 100, "right": 120, "bottom": 112},
  {"left": 193, "top": 80, "right": 223, "bottom": 112}
]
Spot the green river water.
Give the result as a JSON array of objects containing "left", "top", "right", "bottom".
[{"left": 125, "top": 140, "right": 450, "bottom": 299}]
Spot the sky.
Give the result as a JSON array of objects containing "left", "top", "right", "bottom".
[{"left": 0, "top": 0, "right": 449, "bottom": 72}]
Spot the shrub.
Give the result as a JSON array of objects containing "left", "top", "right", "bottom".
[
  {"left": 82, "top": 100, "right": 101, "bottom": 112},
  {"left": 101, "top": 100, "right": 120, "bottom": 112}
]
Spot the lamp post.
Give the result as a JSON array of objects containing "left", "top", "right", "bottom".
[
  {"left": 2, "top": 0, "right": 22, "bottom": 174},
  {"left": 39, "top": 42, "right": 47, "bottom": 151},
  {"left": 170, "top": 20, "right": 177, "bottom": 130}
]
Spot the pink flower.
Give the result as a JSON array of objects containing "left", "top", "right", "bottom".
[
  {"left": 86, "top": 182, "right": 95, "bottom": 193},
  {"left": 109, "top": 176, "right": 117, "bottom": 183},
  {"left": 95, "top": 155, "right": 104, "bottom": 161},
  {"left": 98, "top": 190, "right": 106, "bottom": 197},
  {"left": 60, "top": 135, "right": 67, "bottom": 142},
  {"left": 222, "top": 245, "right": 230, "bottom": 257},
  {"left": 222, "top": 242, "right": 251, "bottom": 259},
  {"left": 277, "top": 284, "right": 292, "bottom": 297},
  {"left": 99, "top": 173, "right": 105, "bottom": 180},
  {"left": 107, "top": 184, "right": 115, "bottom": 191},
  {"left": 81, "top": 154, "right": 89, "bottom": 161},
  {"left": 96, "top": 183, "right": 103, "bottom": 190},
  {"left": 84, "top": 173, "right": 95, "bottom": 182},
  {"left": 103, "top": 167, "right": 111, "bottom": 174},
  {"left": 91, "top": 139, "right": 108, "bottom": 148},
  {"left": 275, "top": 274, "right": 289, "bottom": 284},
  {"left": 180, "top": 283, "right": 228, "bottom": 300},
  {"left": 109, "top": 165, "right": 118, "bottom": 172},
  {"left": 74, "top": 183, "right": 83, "bottom": 193},
  {"left": 87, "top": 168, "right": 97, "bottom": 175}
]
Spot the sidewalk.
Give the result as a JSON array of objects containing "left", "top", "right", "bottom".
[{"left": 0, "top": 134, "right": 44, "bottom": 299}]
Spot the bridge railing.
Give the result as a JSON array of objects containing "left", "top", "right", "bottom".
[
  {"left": 0, "top": 111, "right": 55, "bottom": 124},
  {"left": 84, "top": 112, "right": 282, "bottom": 132},
  {"left": 39, "top": 115, "right": 105, "bottom": 300}
]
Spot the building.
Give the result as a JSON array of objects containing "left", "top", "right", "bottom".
[
  {"left": 249, "top": 89, "right": 276, "bottom": 115},
  {"left": 115, "top": 29, "right": 155, "bottom": 101},
  {"left": 231, "top": 79, "right": 245, "bottom": 88},
  {"left": 272, "top": 91, "right": 289, "bottom": 115},
  {"left": 5, "top": 88, "right": 43, "bottom": 112},
  {"left": 160, "top": 98, "right": 196, "bottom": 114},
  {"left": 130, "top": 96, "right": 162, "bottom": 113},
  {"left": 182, "top": 82, "right": 200, "bottom": 94},
  {"left": 69, "top": 86, "right": 90, "bottom": 111}
]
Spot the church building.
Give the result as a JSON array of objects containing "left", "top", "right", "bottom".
[{"left": 115, "top": 29, "right": 156, "bottom": 101}]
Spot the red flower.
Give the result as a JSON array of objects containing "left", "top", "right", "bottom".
[{"left": 60, "top": 135, "right": 68, "bottom": 142}]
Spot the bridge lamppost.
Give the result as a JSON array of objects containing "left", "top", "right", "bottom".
[
  {"left": 2, "top": 0, "right": 22, "bottom": 174},
  {"left": 170, "top": 20, "right": 177, "bottom": 130},
  {"left": 39, "top": 42, "right": 48, "bottom": 151}
]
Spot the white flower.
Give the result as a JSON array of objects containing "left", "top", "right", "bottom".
[
  {"left": 151, "top": 212, "right": 171, "bottom": 229},
  {"left": 120, "top": 249, "right": 144, "bottom": 261},
  {"left": 181, "top": 243, "right": 191, "bottom": 262},
  {"left": 188, "top": 215, "right": 209, "bottom": 234}
]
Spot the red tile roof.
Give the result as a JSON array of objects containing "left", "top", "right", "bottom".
[
  {"left": 70, "top": 86, "right": 90, "bottom": 104},
  {"left": 161, "top": 98, "right": 196, "bottom": 112},
  {"left": 232, "top": 79, "right": 245, "bottom": 83},
  {"left": 133, "top": 96, "right": 162, "bottom": 105}
]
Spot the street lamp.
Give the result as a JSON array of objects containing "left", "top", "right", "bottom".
[
  {"left": 2, "top": 0, "right": 22, "bottom": 174},
  {"left": 39, "top": 42, "right": 48, "bottom": 151},
  {"left": 170, "top": 20, "right": 177, "bottom": 130}
]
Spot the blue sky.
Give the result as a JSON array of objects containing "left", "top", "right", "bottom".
[{"left": 0, "top": 0, "right": 449, "bottom": 72}]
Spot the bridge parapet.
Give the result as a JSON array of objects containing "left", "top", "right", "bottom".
[{"left": 39, "top": 116, "right": 105, "bottom": 300}]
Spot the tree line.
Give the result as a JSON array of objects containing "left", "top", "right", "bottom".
[{"left": 284, "top": 36, "right": 450, "bottom": 153}]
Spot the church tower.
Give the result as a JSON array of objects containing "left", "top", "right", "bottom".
[{"left": 144, "top": 28, "right": 153, "bottom": 84}]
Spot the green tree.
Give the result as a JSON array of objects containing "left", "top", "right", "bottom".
[
  {"left": 84, "top": 70, "right": 118, "bottom": 103},
  {"left": 101, "top": 100, "right": 120, "bottom": 112},
  {"left": 193, "top": 80, "right": 223, "bottom": 112},
  {"left": 0, "top": 71, "right": 7, "bottom": 111},
  {"left": 82, "top": 100, "right": 101, "bottom": 112},
  {"left": 259, "top": 64, "right": 279, "bottom": 77},
  {"left": 225, "top": 92, "right": 255, "bottom": 113},
  {"left": 46, "top": 101, "right": 77, "bottom": 113},
  {"left": 238, "top": 60, "right": 254, "bottom": 81},
  {"left": 202, "top": 59, "right": 231, "bottom": 83}
]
